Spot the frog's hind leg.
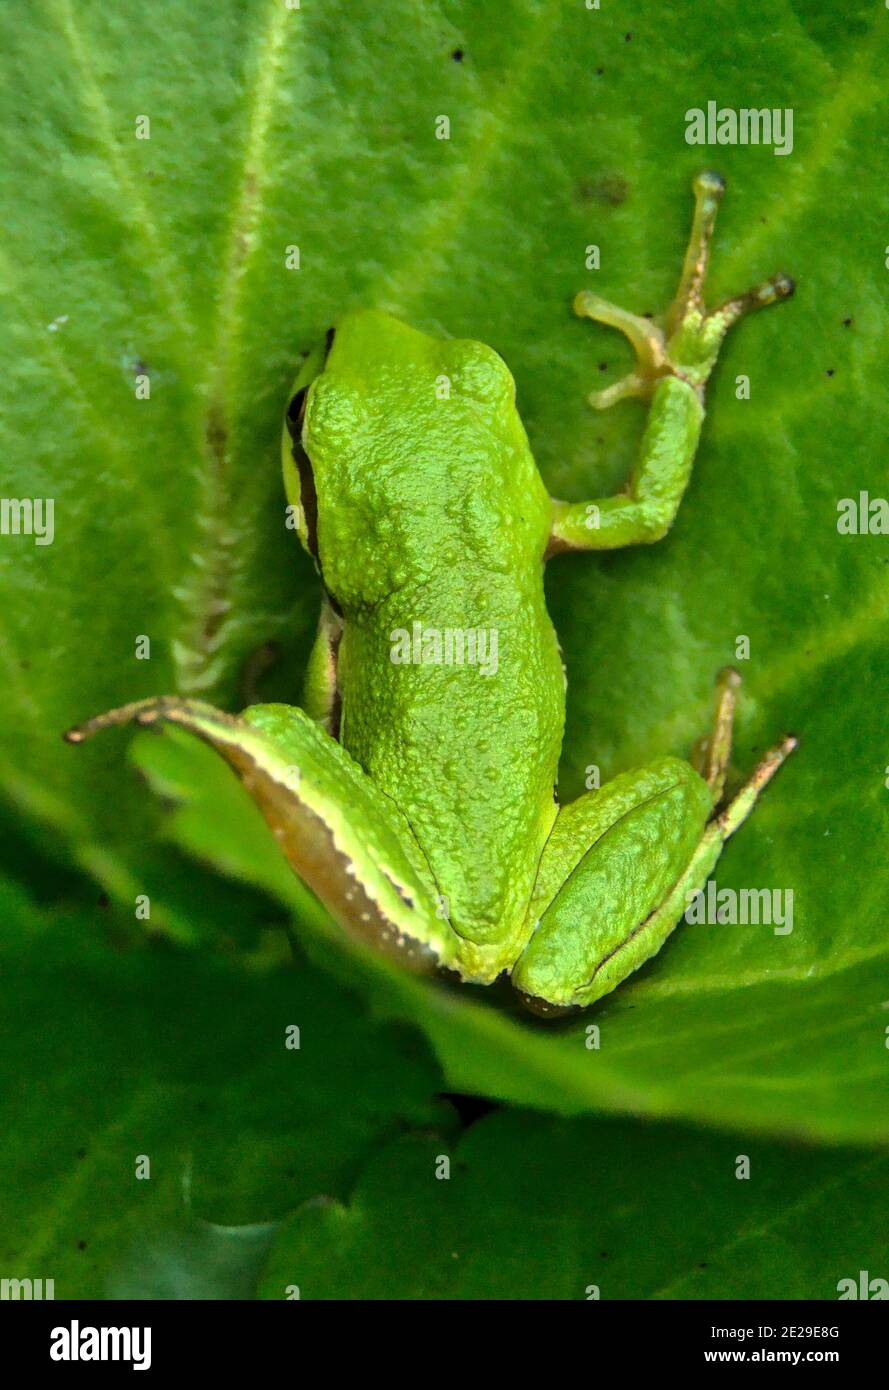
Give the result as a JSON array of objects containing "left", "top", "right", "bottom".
[
  {"left": 511, "top": 757, "right": 715, "bottom": 1014},
  {"left": 691, "top": 667, "right": 798, "bottom": 832},
  {"left": 690, "top": 664, "right": 742, "bottom": 802},
  {"left": 511, "top": 672, "right": 796, "bottom": 1015},
  {"left": 64, "top": 696, "right": 461, "bottom": 975}
]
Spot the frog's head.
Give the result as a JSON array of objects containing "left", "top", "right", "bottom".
[{"left": 282, "top": 309, "right": 521, "bottom": 609}]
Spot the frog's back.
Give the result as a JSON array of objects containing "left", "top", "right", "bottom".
[{"left": 301, "top": 312, "right": 565, "bottom": 962}]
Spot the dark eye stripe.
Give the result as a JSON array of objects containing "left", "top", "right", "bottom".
[
  {"left": 285, "top": 339, "right": 338, "bottom": 596},
  {"left": 284, "top": 388, "right": 317, "bottom": 557},
  {"left": 285, "top": 386, "right": 308, "bottom": 438},
  {"left": 291, "top": 434, "right": 319, "bottom": 561}
]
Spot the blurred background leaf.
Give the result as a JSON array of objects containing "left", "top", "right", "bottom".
[
  {"left": 258, "top": 1111, "right": 889, "bottom": 1300},
  {"left": 0, "top": 880, "right": 451, "bottom": 1298}
]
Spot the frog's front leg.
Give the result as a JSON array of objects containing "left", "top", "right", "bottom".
[
  {"left": 302, "top": 594, "right": 343, "bottom": 734},
  {"left": 65, "top": 697, "right": 462, "bottom": 974},
  {"left": 549, "top": 172, "right": 794, "bottom": 555},
  {"left": 510, "top": 670, "right": 796, "bottom": 1014}
]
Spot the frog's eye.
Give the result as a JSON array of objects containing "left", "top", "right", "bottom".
[{"left": 286, "top": 329, "right": 336, "bottom": 439}]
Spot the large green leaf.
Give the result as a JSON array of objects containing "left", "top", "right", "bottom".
[
  {"left": 7, "top": 881, "right": 885, "bottom": 1301},
  {"left": 1, "top": 1, "right": 887, "bottom": 1143},
  {"left": 258, "top": 1110, "right": 889, "bottom": 1300}
]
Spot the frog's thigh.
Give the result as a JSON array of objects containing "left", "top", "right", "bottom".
[
  {"left": 511, "top": 758, "right": 718, "bottom": 1012},
  {"left": 68, "top": 696, "right": 458, "bottom": 974},
  {"left": 239, "top": 703, "right": 464, "bottom": 971}
]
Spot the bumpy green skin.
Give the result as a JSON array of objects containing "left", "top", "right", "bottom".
[
  {"left": 512, "top": 759, "right": 713, "bottom": 1009},
  {"left": 549, "top": 377, "right": 703, "bottom": 549},
  {"left": 285, "top": 312, "right": 564, "bottom": 981}
]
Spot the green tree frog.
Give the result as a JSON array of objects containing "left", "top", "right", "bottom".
[{"left": 67, "top": 173, "right": 796, "bottom": 1014}]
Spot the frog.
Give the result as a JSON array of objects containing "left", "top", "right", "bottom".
[{"left": 66, "top": 172, "right": 796, "bottom": 1015}]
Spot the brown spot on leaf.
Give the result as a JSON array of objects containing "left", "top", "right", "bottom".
[{"left": 575, "top": 173, "right": 629, "bottom": 206}]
